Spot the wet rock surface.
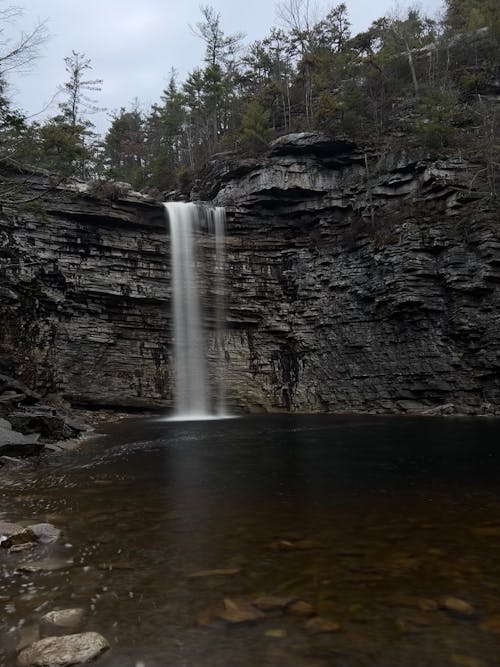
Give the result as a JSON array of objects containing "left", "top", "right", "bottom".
[{"left": 0, "top": 374, "right": 92, "bottom": 464}]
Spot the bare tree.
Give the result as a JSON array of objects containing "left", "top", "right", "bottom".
[{"left": 0, "top": 4, "right": 48, "bottom": 76}]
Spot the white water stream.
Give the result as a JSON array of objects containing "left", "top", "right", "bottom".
[{"left": 164, "top": 202, "right": 227, "bottom": 420}]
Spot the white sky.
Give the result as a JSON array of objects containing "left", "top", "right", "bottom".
[{"left": 6, "top": 0, "right": 444, "bottom": 135}]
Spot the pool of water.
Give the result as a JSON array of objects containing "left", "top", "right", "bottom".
[{"left": 1, "top": 414, "right": 500, "bottom": 667}]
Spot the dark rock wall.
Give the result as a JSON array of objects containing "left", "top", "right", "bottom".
[
  {"left": 0, "top": 179, "right": 171, "bottom": 408},
  {"left": 1, "top": 143, "right": 499, "bottom": 414},
  {"left": 212, "top": 141, "right": 500, "bottom": 414}
]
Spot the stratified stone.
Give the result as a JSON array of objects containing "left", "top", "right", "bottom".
[{"left": 1, "top": 147, "right": 499, "bottom": 416}]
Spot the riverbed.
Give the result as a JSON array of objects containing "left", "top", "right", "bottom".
[{"left": 1, "top": 414, "right": 500, "bottom": 666}]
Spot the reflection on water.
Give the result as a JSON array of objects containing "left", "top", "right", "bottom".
[{"left": 1, "top": 415, "right": 500, "bottom": 667}]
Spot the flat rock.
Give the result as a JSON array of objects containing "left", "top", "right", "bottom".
[
  {"left": 16, "top": 632, "right": 109, "bottom": 667},
  {"left": 254, "top": 595, "right": 294, "bottom": 612},
  {"left": 187, "top": 567, "right": 241, "bottom": 578},
  {"left": 286, "top": 600, "right": 315, "bottom": 617},
  {"left": 0, "top": 417, "right": 12, "bottom": 429},
  {"left": 0, "top": 426, "right": 40, "bottom": 446},
  {"left": 41, "top": 608, "right": 85, "bottom": 631},
  {"left": 217, "top": 597, "right": 265, "bottom": 624},
  {"left": 438, "top": 596, "right": 475, "bottom": 616},
  {"left": 17, "top": 558, "right": 74, "bottom": 573},
  {"left": 304, "top": 616, "right": 341, "bottom": 634},
  {"left": 270, "top": 132, "right": 356, "bottom": 157}
]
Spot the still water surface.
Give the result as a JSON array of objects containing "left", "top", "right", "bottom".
[{"left": 1, "top": 415, "right": 500, "bottom": 666}]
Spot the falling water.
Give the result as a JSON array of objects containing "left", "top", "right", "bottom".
[{"left": 164, "top": 202, "right": 227, "bottom": 420}]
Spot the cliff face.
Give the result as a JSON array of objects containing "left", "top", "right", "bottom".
[
  {"left": 0, "top": 173, "right": 170, "bottom": 408},
  {"left": 207, "top": 135, "right": 500, "bottom": 414},
  {"left": 1, "top": 137, "right": 499, "bottom": 415}
]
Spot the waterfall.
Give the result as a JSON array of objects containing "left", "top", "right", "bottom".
[{"left": 164, "top": 202, "right": 227, "bottom": 420}]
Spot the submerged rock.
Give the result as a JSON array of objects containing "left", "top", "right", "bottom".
[
  {"left": 41, "top": 608, "right": 85, "bottom": 631},
  {"left": 304, "top": 616, "right": 341, "bottom": 634},
  {"left": 187, "top": 567, "right": 241, "bottom": 578},
  {"left": 217, "top": 597, "right": 265, "bottom": 624},
  {"left": 16, "top": 632, "right": 109, "bottom": 667},
  {"left": 438, "top": 596, "right": 476, "bottom": 617},
  {"left": 286, "top": 600, "right": 315, "bottom": 617},
  {"left": 254, "top": 595, "right": 295, "bottom": 612},
  {"left": 17, "top": 558, "right": 74, "bottom": 573},
  {"left": 264, "top": 628, "right": 287, "bottom": 638}
]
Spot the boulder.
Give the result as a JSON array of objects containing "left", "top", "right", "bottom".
[
  {"left": 16, "top": 632, "right": 109, "bottom": 667},
  {"left": 9, "top": 414, "right": 75, "bottom": 441},
  {"left": 0, "top": 426, "right": 40, "bottom": 446}
]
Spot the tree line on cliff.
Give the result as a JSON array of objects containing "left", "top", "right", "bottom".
[{"left": 0, "top": 0, "right": 498, "bottom": 198}]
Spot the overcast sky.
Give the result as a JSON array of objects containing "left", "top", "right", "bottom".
[{"left": 7, "top": 0, "right": 443, "bottom": 135}]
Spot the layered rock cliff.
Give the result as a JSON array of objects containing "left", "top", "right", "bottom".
[
  {"left": 207, "top": 135, "right": 500, "bottom": 414},
  {"left": 1, "top": 136, "right": 499, "bottom": 415},
  {"left": 0, "top": 171, "right": 170, "bottom": 409}
]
